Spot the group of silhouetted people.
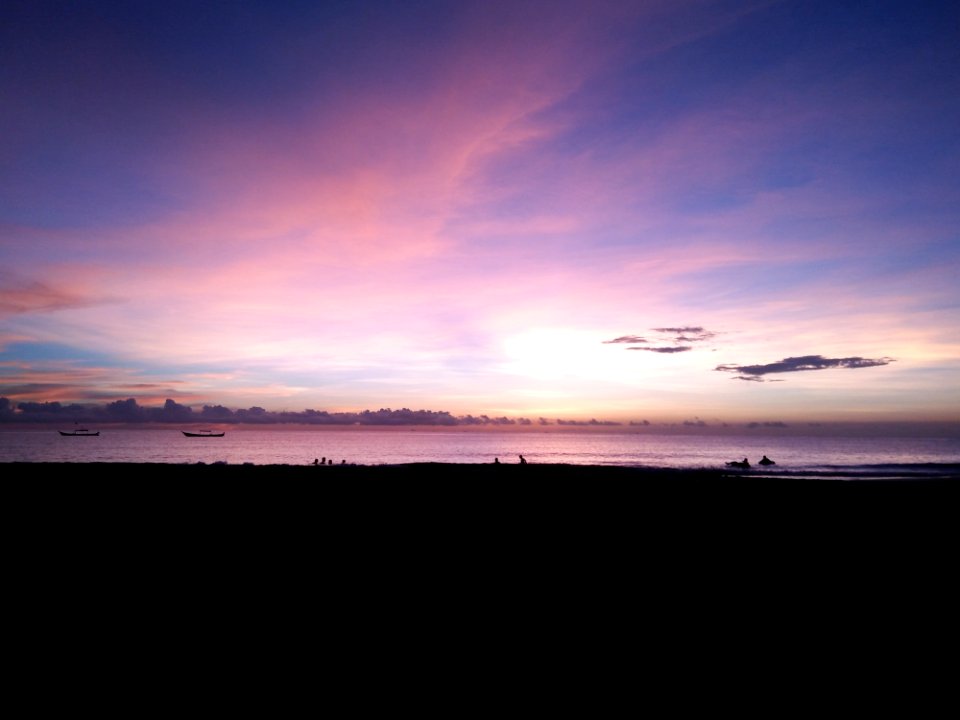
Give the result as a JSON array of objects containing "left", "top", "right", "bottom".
[
  {"left": 726, "top": 455, "right": 775, "bottom": 469},
  {"left": 493, "top": 455, "right": 528, "bottom": 464},
  {"left": 312, "top": 457, "right": 347, "bottom": 466}
]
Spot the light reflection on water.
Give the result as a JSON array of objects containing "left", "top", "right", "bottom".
[{"left": 2, "top": 427, "right": 959, "bottom": 474}]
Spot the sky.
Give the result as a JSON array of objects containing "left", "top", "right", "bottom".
[{"left": 2, "top": 0, "right": 959, "bottom": 426}]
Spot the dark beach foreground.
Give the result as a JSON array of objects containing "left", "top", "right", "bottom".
[
  {"left": 6, "top": 460, "right": 956, "bottom": 641},
  {"left": 6, "top": 461, "right": 957, "bottom": 527},
  {"left": 7, "top": 459, "right": 955, "bottom": 586},
  {"left": 7, "top": 459, "right": 957, "bottom": 568}
]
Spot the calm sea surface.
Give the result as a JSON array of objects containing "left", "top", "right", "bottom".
[{"left": 2, "top": 426, "right": 959, "bottom": 479}]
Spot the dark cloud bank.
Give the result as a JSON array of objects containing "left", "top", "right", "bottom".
[{"left": 0, "top": 397, "right": 637, "bottom": 427}]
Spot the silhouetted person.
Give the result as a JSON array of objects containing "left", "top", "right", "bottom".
[
  {"left": 313, "top": 458, "right": 319, "bottom": 466},
  {"left": 519, "top": 455, "right": 527, "bottom": 464},
  {"left": 341, "top": 459, "right": 346, "bottom": 465},
  {"left": 726, "top": 458, "right": 750, "bottom": 469},
  {"left": 759, "top": 455, "right": 775, "bottom": 466},
  {"left": 494, "top": 457, "right": 500, "bottom": 464},
  {"left": 328, "top": 459, "right": 333, "bottom": 465}
]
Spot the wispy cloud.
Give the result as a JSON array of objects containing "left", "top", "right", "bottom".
[
  {"left": 652, "top": 326, "right": 716, "bottom": 343},
  {"left": 628, "top": 346, "right": 692, "bottom": 354},
  {"left": 0, "top": 361, "right": 202, "bottom": 405},
  {"left": 716, "top": 355, "right": 895, "bottom": 381},
  {"left": 604, "top": 326, "right": 717, "bottom": 354},
  {"left": 0, "top": 276, "right": 94, "bottom": 317},
  {"left": 603, "top": 335, "right": 648, "bottom": 344}
]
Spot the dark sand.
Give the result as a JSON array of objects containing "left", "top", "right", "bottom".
[
  {"left": 7, "top": 461, "right": 957, "bottom": 524},
  {"left": 7, "top": 462, "right": 956, "bottom": 611}
]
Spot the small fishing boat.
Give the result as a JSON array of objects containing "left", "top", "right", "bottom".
[
  {"left": 59, "top": 429, "right": 99, "bottom": 436},
  {"left": 182, "top": 430, "right": 225, "bottom": 437}
]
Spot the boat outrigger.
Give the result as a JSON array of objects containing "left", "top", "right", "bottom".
[
  {"left": 59, "top": 429, "right": 99, "bottom": 436},
  {"left": 182, "top": 430, "right": 225, "bottom": 437}
]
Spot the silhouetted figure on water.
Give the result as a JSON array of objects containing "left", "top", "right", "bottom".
[
  {"left": 726, "top": 457, "right": 750, "bottom": 469},
  {"left": 519, "top": 455, "right": 527, "bottom": 464},
  {"left": 759, "top": 455, "right": 775, "bottom": 466},
  {"left": 494, "top": 457, "right": 500, "bottom": 464},
  {"left": 313, "top": 458, "right": 319, "bottom": 465}
]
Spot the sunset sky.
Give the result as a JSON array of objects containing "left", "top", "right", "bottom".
[{"left": 2, "top": 0, "right": 959, "bottom": 425}]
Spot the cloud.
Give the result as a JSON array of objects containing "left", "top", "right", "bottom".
[
  {"left": 606, "top": 325, "right": 717, "bottom": 354},
  {"left": 603, "top": 335, "right": 648, "bottom": 344},
  {"left": 628, "top": 346, "right": 692, "bottom": 353},
  {"left": 652, "top": 326, "right": 716, "bottom": 343},
  {"left": 0, "top": 396, "right": 567, "bottom": 426},
  {"left": 0, "top": 277, "right": 93, "bottom": 317},
  {"left": 716, "top": 355, "right": 895, "bottom": 381}
]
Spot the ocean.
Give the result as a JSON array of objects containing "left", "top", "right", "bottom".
[{"left": 2, "top": 426, "right": 959, "bottom": 479}]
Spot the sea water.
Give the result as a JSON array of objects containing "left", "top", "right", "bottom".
[{"left": 2, "top": 426, "right": 959, "bottom": 479}]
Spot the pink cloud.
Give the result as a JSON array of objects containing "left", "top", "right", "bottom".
[{"left": 0, "top": 272, "right": 102, "bottom": 317}]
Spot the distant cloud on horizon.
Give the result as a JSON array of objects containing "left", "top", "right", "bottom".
[
  {"left": 716, "top": 355, "right": 895, "bottom": 382},
  {"left": 0, "top": 396, "right": 630, "bottom": 427}
]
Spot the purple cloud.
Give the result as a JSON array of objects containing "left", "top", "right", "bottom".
[
  {"left": 717, "top": 355, "right": 895, "bottom": 381},
  {"left": 653, "top": 326, "right": 716, "bottom": 343},
  {"left": 606, "top": 325, "right": 718, "bottom": 354},
  {"left": 628, "top": 346, "right": 692, "bottom": 353},
  {"left": 602, "top": 335, "right": 648, "bottom": 344}
]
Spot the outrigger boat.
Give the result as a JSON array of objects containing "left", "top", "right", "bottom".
[
  {"left": 182, "top": 430, "right": 225, "bottom": 437},
  {"left": 59, "top": 428, "right": 99, "bottom": 436}
]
